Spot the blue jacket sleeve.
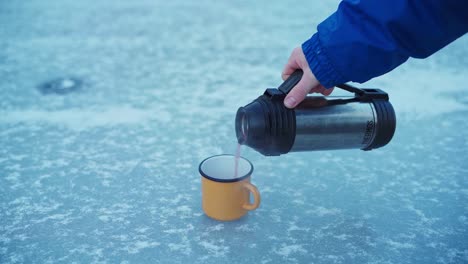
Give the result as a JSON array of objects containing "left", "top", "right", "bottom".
[{"left": 302, "top": 0, "right": 468, "bottom": 88}]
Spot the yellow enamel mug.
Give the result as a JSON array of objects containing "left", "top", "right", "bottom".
[{"left": 199, "top": 154, "right": 260, "bottom": 221}]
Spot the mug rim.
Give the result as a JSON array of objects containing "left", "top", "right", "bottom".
[{"left": 199, "top": 154, "right": 254, "bottom": 183}]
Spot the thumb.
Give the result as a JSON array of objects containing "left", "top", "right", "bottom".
[{"left": 284, "top": 77, "right": 312, "bottom": 109}]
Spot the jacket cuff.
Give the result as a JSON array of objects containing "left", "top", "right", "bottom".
[{"left": 302, "top": 33, "right": 346, "bottom": 88}]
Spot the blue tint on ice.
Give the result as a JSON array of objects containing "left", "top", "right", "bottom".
[{"left": 0, "top": 0, "right": 467, "bottom": 263}]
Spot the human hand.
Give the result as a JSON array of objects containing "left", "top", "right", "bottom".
[{"left": 282, "top": 47, "right": 334, "bottom": 108}]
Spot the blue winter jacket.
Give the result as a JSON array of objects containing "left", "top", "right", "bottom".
[{"left": 302, "top": 0, "right": 468, "bottom": 88}]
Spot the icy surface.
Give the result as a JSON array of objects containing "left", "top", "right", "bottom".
[{"left": 1, "top": 0, "right": 467, "bottom": 263}]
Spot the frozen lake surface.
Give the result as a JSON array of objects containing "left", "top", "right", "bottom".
[{"left": 1, "top": 0, "right": 467, "bottom": 263}]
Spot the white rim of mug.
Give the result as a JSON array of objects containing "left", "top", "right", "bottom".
[{"left": 199, "top": 154, "right": 254, "bottom": 183}]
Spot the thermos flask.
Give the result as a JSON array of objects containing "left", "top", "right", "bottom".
[{"left": 235, "top": 70, "right": 396, "bottom": 156}]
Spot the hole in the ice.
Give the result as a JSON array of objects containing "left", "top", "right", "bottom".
[{"left": 38, "top": 77, "right": 82, "bottom": 95}]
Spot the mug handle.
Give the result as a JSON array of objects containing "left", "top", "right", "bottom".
[{"left": 242, "top": 182, "right": 261, "bottom": 211}]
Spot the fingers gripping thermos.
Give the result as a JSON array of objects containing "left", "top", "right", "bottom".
[{"left": 235, "top": 70, "right": 396, "bottom": 156}]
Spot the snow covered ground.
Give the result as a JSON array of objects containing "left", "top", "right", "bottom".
[{"left": 1, "top": 0, "right": 467, "bottom": 263}]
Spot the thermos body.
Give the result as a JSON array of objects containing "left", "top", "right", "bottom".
[
  {"left": 235, "top": 70, "right": 396, "bottom": 156},
  {"left": 292, "top": 97, "right": 377, "bottom": 151}
]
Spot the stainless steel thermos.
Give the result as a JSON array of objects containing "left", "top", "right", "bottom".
[{"left": 235, "top": 70, "right": 396, "bottom": 156}]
